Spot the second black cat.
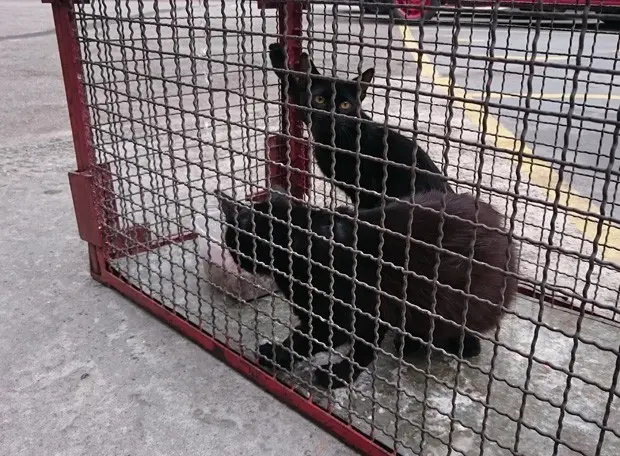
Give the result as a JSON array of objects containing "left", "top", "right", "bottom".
[
  {"left": 269, "top": 43, "right": 453, "bottom": 209},
  {"left": 218, "top": 187, "right": 517, "bottom": 388}
]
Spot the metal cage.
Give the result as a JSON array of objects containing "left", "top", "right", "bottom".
[{"left": 47, "top": 0, "right": 620, "bottom": 455}]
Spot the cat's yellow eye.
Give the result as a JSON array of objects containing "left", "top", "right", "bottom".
[
  {"left": 314, "top": 95, "right": 326, "bottom": 105},
  {"left": 340, "top": 101, "right": 351, "bottom": 110}
]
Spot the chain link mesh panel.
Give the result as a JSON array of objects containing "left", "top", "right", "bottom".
[{"left": 52, "top": 1, "right": 620, "bottom": 455}]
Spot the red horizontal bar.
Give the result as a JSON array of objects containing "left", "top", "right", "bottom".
[{"left": 99, "top": 266, "right": 398, "bottom": 456}]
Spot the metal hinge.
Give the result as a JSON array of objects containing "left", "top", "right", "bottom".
[{"left": 68, "top": 168, "right": 104, "bottom": 247}]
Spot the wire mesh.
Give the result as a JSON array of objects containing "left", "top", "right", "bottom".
[{"left": 62, "top": 0, "right": 620, "bottom": 454}]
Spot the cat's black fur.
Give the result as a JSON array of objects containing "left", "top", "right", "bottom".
[
  {"left": 218, "top": 188, "right": 518, "bottom": 389},
  {"left": 269, "top": 43, "right": 453, "bottom": 209}
]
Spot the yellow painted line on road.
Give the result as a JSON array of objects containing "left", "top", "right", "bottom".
[{"left": 399, "top": 25, "right": 620, "bottom": 263}]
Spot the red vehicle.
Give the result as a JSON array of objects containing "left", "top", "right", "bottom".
[{"left": 363, "top": 0, "right": 620, "bottom": 23}]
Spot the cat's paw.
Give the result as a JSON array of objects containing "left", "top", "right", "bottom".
[
  {"left": 313, "top": 362, "right": 358, "bottom": 389},
  {"left": 461, "top": 336, "right": 481, "bottom": 358},
  {"left": 334, "top": 205, "right": 353, "bottom": 215},
  {"left": 268, "top": 43, "right": 286, "bottom": 69},
  {"left": 393, "top": 334, "right": 425, "bottom": 355},
  {"left": 313, "top": 367, "right": 346, "bottom": 389},
  {"left": 257, "top": 342, "right": 277, "bottom": 371},
  {"left": 257, "top": 341, "right": 294, "bottom": 371},
  {"left": 444, "top": 335, "right": 481, "bottom": 358}
]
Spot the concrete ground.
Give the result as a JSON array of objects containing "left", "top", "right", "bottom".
[
  {"left": 0, "top": 1, "right": 357, "bottom": 455},
  {"left": 111, "top": 225, "right": 620, "bottom": 455},
  {"left": 3, "top": 1, "right": 620, "bottom": 456}
]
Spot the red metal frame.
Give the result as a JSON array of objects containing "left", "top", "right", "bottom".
[
  {"left": 273, "top": 0, "right": 309, "bottom": 200},
  {"left": 48, "top": 0, "right": 617, "bottom": 454},
  {"left": 48, "top": 0, "right": 104, "bottom": 278},
  {"left": 49, "top": 0, "right": 196, "bottom": 279},
  {"left": 46, "top": 0, "right": 388, "bottom": 454},
  {"left": 256, "top": 1, "right": 310, "bottom": 201},
  {"left": 100, "top": 269, "right": 396, "bottom": 456}
]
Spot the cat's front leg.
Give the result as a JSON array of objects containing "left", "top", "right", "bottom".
[
  {"left": 314, "top": 325, "right": 387, "bottom": 389},
  {"left": 334, "top": 204, "right": 351, "bottom": 214},
  {"left": 257, "top": 324, "right": 316, "bottom": 372},
  {"left": 444, "top": 335, "right": 481, "bottom": 358},
  {"left": 393, "top": 332, "right": 481, "bottom": 358},
  {"left": 393, "top": 331, "right": 426, "bottom": 355}
]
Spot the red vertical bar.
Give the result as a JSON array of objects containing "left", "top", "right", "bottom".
[
  {"left": 275, "top": 1, "right": 309, "bottom": 199},
  {"left": 46, "top": 0, "right": 106, "bottom": 278},
  {"left": 48, "top": 0, "right": 94, "bottom": 172}
]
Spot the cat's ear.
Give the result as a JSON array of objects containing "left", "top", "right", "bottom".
[
  {"left": 297, "top": 52, "right": 310, "bottom": 72},
  {"left": 268, "top": 42, "right": 287, "bottom": 69},
  {"left": 294, "top": 52, "right": 317, "bottom": 85},
  {"left": 308, "top": 57, "right": 320, "bottom": 75},
  {"left": 354, "top": 67, "right": 375, "bottom": 100}
]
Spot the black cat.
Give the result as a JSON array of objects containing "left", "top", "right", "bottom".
[
  {"left": 268, "top": 43, "right": 453, "bottom": 209},
  {"left": 217, "top": 187, "right": 518, "bottom": 388}
]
